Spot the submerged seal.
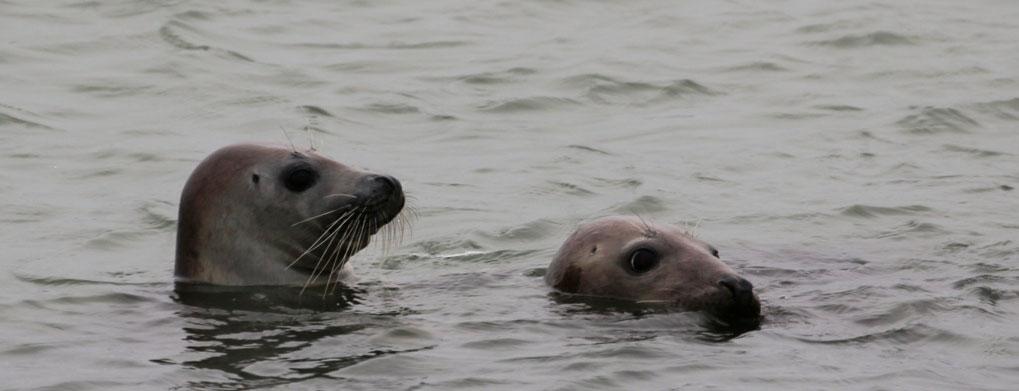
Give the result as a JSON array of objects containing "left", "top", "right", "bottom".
[
  {"left": 174, "top": 144, "right": 405, "bottom": 288},
  {"left": 546, "top": 216, "right": 760, "bottom": 324}
]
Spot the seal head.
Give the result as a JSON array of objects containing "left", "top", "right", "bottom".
[
  {"left": 546, "top": 216, "right": 760, "bottom": 325},
  {"left": 175, "top": 144, "right": 405, "bottom": 287}
]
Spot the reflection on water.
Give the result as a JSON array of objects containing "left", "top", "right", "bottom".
[{"left": 170, "top": 286, "right": 427, "bottom": 390}]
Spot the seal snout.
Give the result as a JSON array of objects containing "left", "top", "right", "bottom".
[
  {"left": 717, "top": 275, "right": 761, "bottom": 324},
  {"left": 357, "top": 175, "right": 404, "bottom": 207}
]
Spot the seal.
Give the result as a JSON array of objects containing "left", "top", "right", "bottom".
[
  {"left": 546, "top": 216, "right": 760, "bottom": 324},
  {"left": 174, "top": 143, "right": 405, "bottom": 288}
]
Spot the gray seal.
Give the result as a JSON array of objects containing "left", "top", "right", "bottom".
[
  {"left": 546, "top": 216, "right": 760, "bottom": 323},
  {"left": 174, "top": 143, "right": 405, "bottom": 288}
]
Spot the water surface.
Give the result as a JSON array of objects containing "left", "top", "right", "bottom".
[{"left": 2, "top": 0, "right": 1018, "bottom": 389}]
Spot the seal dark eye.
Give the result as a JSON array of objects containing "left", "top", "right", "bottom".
[
  {"left": 628, "top": 248, "right": 659, "bottom": 274},
  {"left": 710, "top": 247, "right": 719, "bottom": 258},
  {"left": 282, "top": 164, "right": 318, "bottom": 193}
]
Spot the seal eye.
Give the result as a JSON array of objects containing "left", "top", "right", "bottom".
[
  {"left": 282, "top": 164, "right": 318, "bottom": 193},
  {"left": 710, "top": 247, "right": 719, "bottom": 258},
  {"left": 628, "top": 248, "right": 659, "bottom": 274}
]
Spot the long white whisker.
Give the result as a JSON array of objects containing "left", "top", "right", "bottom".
[
  {"left": 288, "top": 208, "right": 355, "bottom": 269},
  {"left": 325, "top": 193, "right": 357, "bottom": 199},
  {"left": 309, "top": 210, "right": 360, "bottom": 290},
  {"left": 301, "top": 222, "right": 344, "bottom": 295},
  {"left": 299, "top": 210, "right": 356, "bottom": 294},
  {"left": 332, "top": 211, "right": 369, "bottom": 295},
  {"left": 292, "top": 206, "right": 349, "bottom": 227}
]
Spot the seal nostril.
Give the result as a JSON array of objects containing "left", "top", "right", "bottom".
[
  {"left": 374, "top": 175, "right": 397, "bottom": 193},
  {"left": 359, "top": 175, "right": 403, "bottom": 205},
  {"left": 372, "top": 175, "right": 398, "bottom": 195},
  {"left": 718, "top": 276, "right": 754, "bottom": 298}
]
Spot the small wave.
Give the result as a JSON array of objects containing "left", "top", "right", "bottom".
[
  {"left": 872, "top": 220, "right": 948, "bottom": 239},
  {"left": 815, "top": 104, "right": 864, "bottom": 112},
  {"left": 813, "top": 31, "right": 915, "bottom": 48},
  {"left": 565, "top": 144, "right": 612, "bottom": 155},
  {"left": 968, "top": 286, "right": 1017, "bottom": 306},
  {"left": 369, "top": 326, "right": 434, "bottom": 345},
  {"left": 611, "top": 195, "right": 668, "bottom": 215},
  {"left": 592, "top": 177, "right": 642, "bottom": 188},
  {"left": 461, "top": 337, "right": 533, "bottom": 350},
  {"left": 0, "top": 108, "right": 54, "bottom": 130},
  {"left": 72, "top": 83, "right": 154, "bottom": 98},
  {"left": 942, "top": 144, "right": 1007, "bottom": 157},
  {"left": 158, "top": 22, "right": 211, "bottom": 51},
  {"left": 158, "top": 21, "right": 254, "bottom": 62},
  {"left": 896, "top": 106, "right": 980, "bottom": 134},
  {"left": 839, "top": 204, "right": 932, "bottom": 218},
  {"left": 478, "top": 96, "right": 580, "bottom": 113},
  {"left": 542, "top": 180, "right": 595, "bottom": 197},
  {"left": 952, "top": 274, "right": 1015, "bottom": 289},
  {"left": 85, "top": 229, "right": 146, "bottom": 249},
  {"left": 138, "top": 201, "right": 177, "bottom": 231},
  {"left": 973, "top": 97, "right": 1019, "bottom": 120},
  {"left": 382, "top": 246, "right": 537, "bottom": 268},
  {"left": 722, "top": 61, "right": 790, "bottom": 72},
  {"left": 661, "top": 79, "right": 716, "bottom": 96},
  {"left": 854, "top": 299, "right": 953, "bottom": 327},
  {"left": 360, "top": 102, "right": 420, "bottom": 115},
  {"left": 298, "top": 105, "right": 334, "bottom": 117},
  {"left": 483, "top": 218, "right": 561, "bottom": 241},
  {"left": 297, "top": 40, "right": 469, "bottom": 50},
  {"left": 563, "top": 74, "right": 716, "bottom": 105},
  {"left": 795, "top": 324, "right": 965, "bottom": 346},
  {"left": 13, "top": 273, "right": 162, "bottom": 287},
  {"left": 457, "top": 67, "right": 537, "bottom": 85}
]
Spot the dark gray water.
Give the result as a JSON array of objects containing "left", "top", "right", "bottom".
[{"left": 2, "top": 0, "right": 1018, "bottom": 389}]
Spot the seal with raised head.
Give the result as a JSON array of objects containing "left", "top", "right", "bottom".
[
  {"left": 174, "top": 143, "right": 405, "bottom": 288},
  {"left": 546, "top": 216, "right": 760, "bottom": 325}
]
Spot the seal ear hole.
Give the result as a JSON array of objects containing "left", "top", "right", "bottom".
[
  {"left": 627, "top": 248, "right": 659, "bottom": 274},
  {"left": 281, "top": 164, "right": 319, "bottom": 193},
  {"left": 251, "top": 174, "right": 260, "bottom": 184},
  {"left": 590, "top": 246, "right": 597, "bottom": 254}
]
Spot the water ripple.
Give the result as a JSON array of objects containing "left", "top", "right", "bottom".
[
  {"left": 478, "top": 96, "right": 581, "bottom": 113},
  {"left": 812, "top": 31, "right": 916, "bottom": 48},
  {"left": 973, "top": 97, "right": 1019, "bottom": 120},
  {"left": 897, "top": 106, "right": 981, "bottom": 134},
  {"left": 839, "top": 204, "right": 932, "bottom": 218},
  {"left": 158, "top": 21, "right": 254, "bottom": 62}
]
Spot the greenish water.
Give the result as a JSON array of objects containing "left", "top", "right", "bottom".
[{"left": 2, "top": 0, "right": 1018, "bottom": 389}]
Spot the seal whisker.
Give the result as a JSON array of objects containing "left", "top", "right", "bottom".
[
  {"left": 295, "top": 208, "right": 362, "bottom": 294},
  {"left": 291, "top": 205, "right": 349, "bottom": 227},
  {"left": 313, "top": 212, "right": 356, "bottom": 295},
  {"left": 326, "top": 210, "right": 367, "bottom": 296},
  {"left": 280, "top": 125, "right": 297, "bottom": 152},
  {"left": 288, "top": 208, "right": 357, "bottom": 269},
  {"left": 328, "top": 209, "right": 365, "bottom": 277},
  {"left": 300, "top": 211, "right": 355, "bottom": 294},
  {"left": 328, "top": 207, "right": 368, "bottom": 293},
  {"left": 324, "top": 193, "right": 357, "bottom": 199}
]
